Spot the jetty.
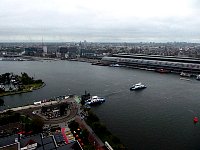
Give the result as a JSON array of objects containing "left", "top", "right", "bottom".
[{"left": 1, "top": 98, "right": 61, "bottom": 114}]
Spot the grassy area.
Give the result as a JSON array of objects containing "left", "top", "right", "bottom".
[
  {"left": 0, "top": 83, "right": 45, "bottom": 97},
  {"left": 24, "top": 82, "right": 45, "bottom": 90}
]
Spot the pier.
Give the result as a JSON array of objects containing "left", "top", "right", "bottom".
[
  {"left": 1, "top": 98, "right": 61, "bottom": 114},
  {"left": 0, "top": 95, "right": 80, "bottom": 125}
]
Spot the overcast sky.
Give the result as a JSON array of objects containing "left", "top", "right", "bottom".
[{"left": 0, "top": 0, "right": 200, "bottom": 42}]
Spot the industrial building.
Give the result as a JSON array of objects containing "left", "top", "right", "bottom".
[{"left": 101, "top": 54, "right": 200, "bottom": 74}]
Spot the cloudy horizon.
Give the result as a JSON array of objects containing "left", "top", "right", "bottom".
[{"left": 0, "top": 0, "right": 200, "bottom": 43}]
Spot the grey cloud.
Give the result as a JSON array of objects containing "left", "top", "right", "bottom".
[{"left": 0, "top": 0, "right": 200, "bottom": 42}]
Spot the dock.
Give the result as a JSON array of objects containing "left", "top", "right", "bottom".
[{"left": 0, "top": 99, "right": 60, "bottom": 114}]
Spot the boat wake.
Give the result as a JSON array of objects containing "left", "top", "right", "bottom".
[
  {"left": 188, "top": 109, "right": 195, "bottom": 114},
  {"left": 104, "top": 89, "right": 126, "bottom": 98},
  {"left": 180, "top": 78, "right": 191, "bottom": 81}
]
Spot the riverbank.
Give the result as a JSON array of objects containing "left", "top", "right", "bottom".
[
  {"left": 0, "top": 93, "right": 126, "bottom": 149},
  {"left": 83, "top": 110, "right": 126, "bottom": 150},
  {"left": 0, "top": 83, "right": 45, "bottom": 97}
]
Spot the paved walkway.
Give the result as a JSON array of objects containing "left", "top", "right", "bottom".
[{"left": 0, "top": 100, "right": 59, "bottom": 114}]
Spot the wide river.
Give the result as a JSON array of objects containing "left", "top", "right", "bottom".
[{"left": 1, "top": 60, "right": 200, "bottom": 150}]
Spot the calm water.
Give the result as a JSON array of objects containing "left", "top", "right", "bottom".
[{"left": 1, "top": 60, "right": 200, "bottom": 150}]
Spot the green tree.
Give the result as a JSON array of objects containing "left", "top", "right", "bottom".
[
  {"left": 0, "top": 88, "right": 5, "bottom": 93},
  {"left": 31, "top": 118, "right": 44, "bottom": 133},
  {"left": 83, "top": 145, "right": 95, "bottom": 150},
  {"left": 86, "top": 111, "right": 99, "bottom": 124},
  {"left": 34, "top": 79, "right": 43, "bottom": 84},
  {"left": 68, "top": 121, "right": 79, "bottom": 131},
  {"left": 21, "top": 72, "right": 34, "bottom": 85},
  {"left": 0, "top": 112, "right": 20, "bottom": 126},
  {"left": 0, "top": 98, "right": 4, "bottom": 106},
  {"left": 81, "top": 129, "right": 90, "bottom": 144},
  {"left": 92, "top": 122, "right": 106, "bottom": 134},
  {"left": 82, "top": 129, "right": 89, "bottom": 138},
  {"left": 5, "top": 110, "right": 14, "bottom": 115}
]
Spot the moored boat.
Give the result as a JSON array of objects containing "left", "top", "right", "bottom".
[
  {"left": 196, "top": 75, "right": 200, "bottom": 80},
  {"left": 155, "top": 68, "right": 170, "bottom": 73},
  {"left": 91, "top": 62, "right": 101, "bottom": 65},
  {"left": 180, "top": 72, "right": 191, "bottom": 77},
  {"left": 109, "top": 64, "right": 120, "bottom": 67},
  {"left": 85, "top": 96, "right": 105, "bottom": 105}
]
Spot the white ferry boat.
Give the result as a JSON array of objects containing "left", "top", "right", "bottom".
[
  {"left": 85, "top": 96, "right": 105, "bottom": 105},
  {"left": 130, "top": 83, "right": 147, "bottom": 91}
]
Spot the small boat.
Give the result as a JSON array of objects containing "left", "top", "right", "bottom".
[
  {"left": 194, "top": 117, "right": 198, "bottom": 123},
  {"left": 155, "top": 68, "right": 170, "bottom": 73},
  {"left": 196, "top": 75, "right": 200, "bottom": 80},
  {"left": 91, "top": 62, "right": 101, "bottom": 65},
  {"left": 180, "top": 72, "right": 191, "bottom": 77},
  {"left": 109, "top": 64, "right": 121, "bottom": 67},
  {"left": 146, "top": 68, "right": 155, "bottom": 71},
  {"left": 130, "top": 83, "right": 146, "bottom": 91}
]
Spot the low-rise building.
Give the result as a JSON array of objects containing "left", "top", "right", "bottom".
[{"left": 0, "top": 133, "right": 83, "bottom": 150}]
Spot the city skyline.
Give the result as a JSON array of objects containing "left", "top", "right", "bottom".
[{"left": 0, "top": 0, "right": 200, "bottom": 42}]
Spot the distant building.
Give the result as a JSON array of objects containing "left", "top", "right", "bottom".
[
  {"left": 102, "top": 54, "right": 200, "bottom": 74},
  {"left": 42, "top": 46, "right": 48, "bottom": 53},
  {"left": 24, "top": 47, "right": 43, "bottom": 57},
  {"left": 57, "top": 46, "right": 78, "bottom": 59},
  {"left": 80, "top": 49, "right": 96, "bottom": 58},
  {"left": 42, "top": 46, "right": 48, "bottom": 57},
  {"left": 24, "top": 47, "right": 37, "bottom": 56}
]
